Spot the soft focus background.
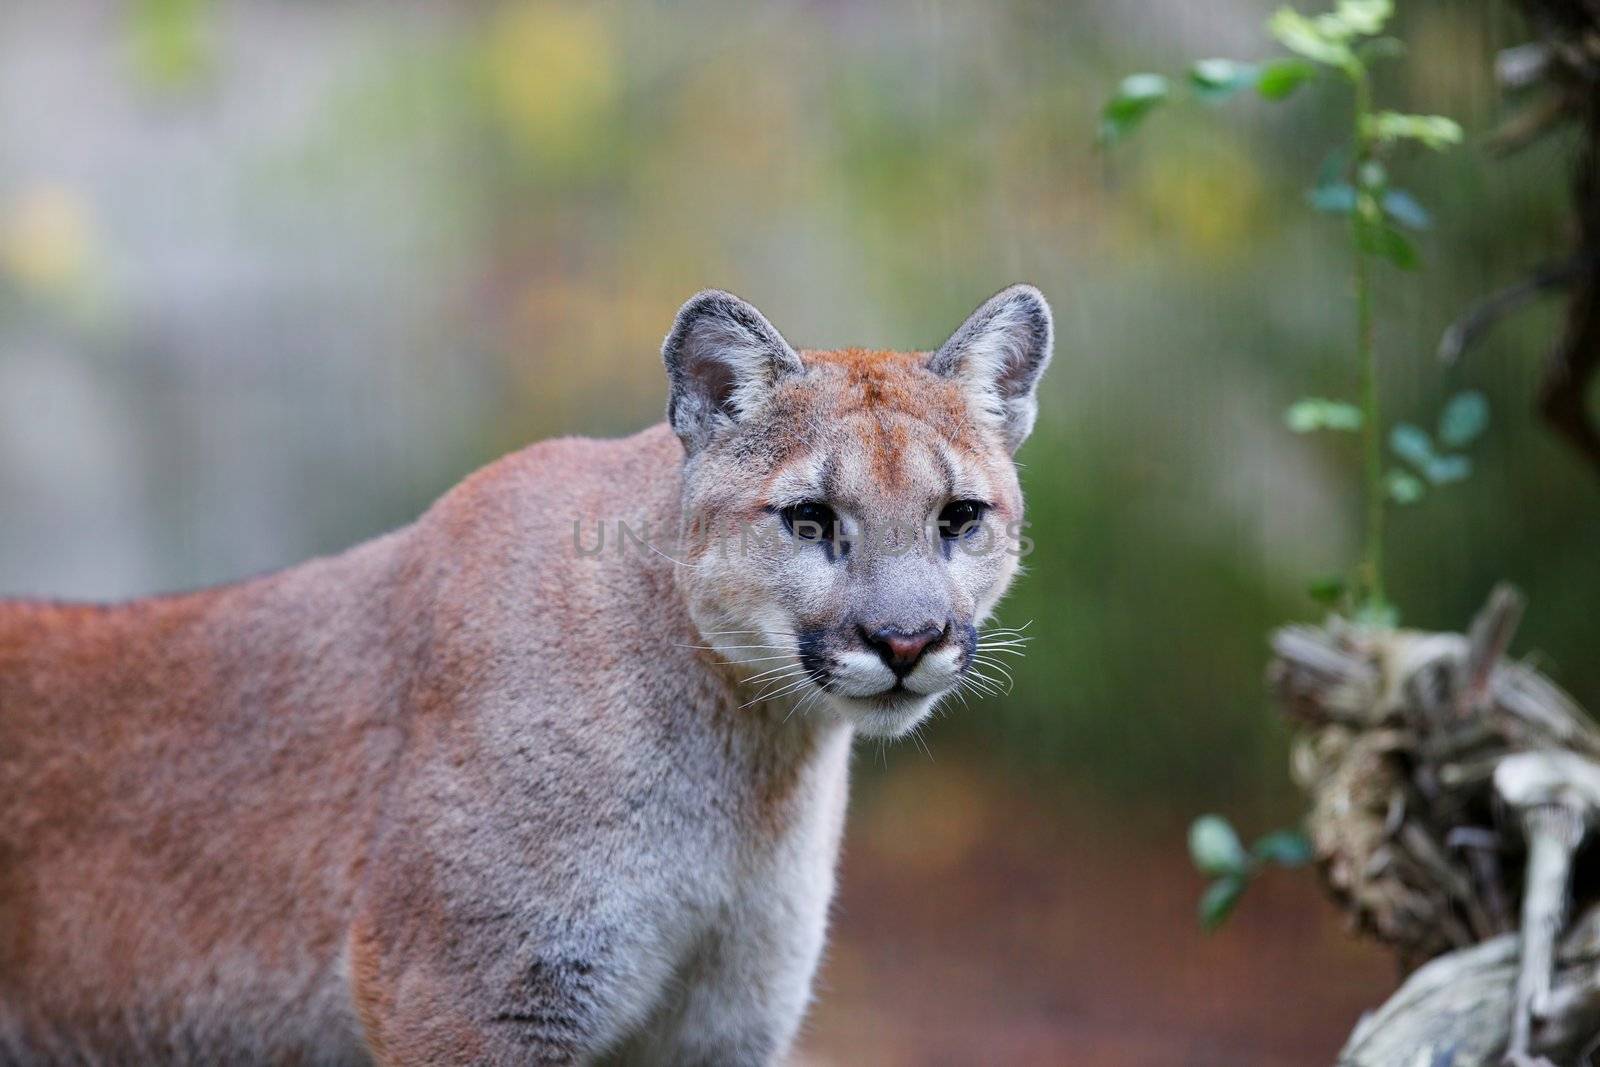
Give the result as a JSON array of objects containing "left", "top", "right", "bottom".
[{"left": 2, "top": 1, "right": 1596, "bottom": 1062}]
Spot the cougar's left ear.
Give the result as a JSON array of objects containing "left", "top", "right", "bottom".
[
  {"left": 662, "top": 290, "right": 803, "bottom": 454},
  {"left": 927, "top": 284, "right": 1053, "bottom": 453}
]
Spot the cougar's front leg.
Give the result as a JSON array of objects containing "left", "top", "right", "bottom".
[
  {"left": 348, "top": 865, "right": 661, "bottom": 1067},
  {"left": 631, "top": 876, "right": 836, "bottom": 1067},
  {"left": 350, "top": 911, "right": 619, "bottom": 1066},
  {"left": 647, "top": 942, "right": 819, "bottom": 1067}
]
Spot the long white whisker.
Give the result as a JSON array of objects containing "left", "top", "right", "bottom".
[
  {"left": 674, "top": 643, "right": 792, "bottom": 652},
  {"left": 748, "top": 675, "right": 812, "bottom": 710},
  {"left": 641, "top": 540, "right": 703, "bottom": 569},
  {"left": 787, "top": 685, "right": 827, "bottom": 724},
  {"left": 971, "top": 656, "right": 1015, "bottom": 681},
  {"left": 697, "top": 629, "right": 799, "bottom": 637},
  {"left": 740, "top": 676, "right": 813, "bottom": 710},
  {"left": 961, "top": 670, "right": 1005, "bottom": 697},
  {"left": 744, "top": 672, "right": 804, "bottom": 692},
  {"left": 747, "top": 672, "right": 803, "bottom": 700},
  {"left": 954, "top": 677, "right": 986, "bottom": 700},
  {"left": 742, "top": 663, "right": 803, "bottom": 685},
  {"left": 970, "top": 664, "right": 1007, "bottom": 687}
]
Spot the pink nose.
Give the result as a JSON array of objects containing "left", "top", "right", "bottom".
[{"left": 864, "top": 624, "right": 945, "bottom": 676}]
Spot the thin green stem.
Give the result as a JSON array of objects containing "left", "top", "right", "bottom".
[{"left": 1351, "top": 68, "right": 1385, "bottom": 614}]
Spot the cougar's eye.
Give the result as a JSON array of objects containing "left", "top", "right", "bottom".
[
  {"left": 781, "top": 501, "right": 840, "bottom": 544},
  {"left": 937, "top": 500, "right": 989, "bottom": 539}
]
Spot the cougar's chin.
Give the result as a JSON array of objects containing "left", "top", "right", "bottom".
[{"left": 824, "top": 687, "right": 939, "bottom": 738}]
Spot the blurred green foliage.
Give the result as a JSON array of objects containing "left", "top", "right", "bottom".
[
  {"left": 127, "top": 0, "right": 215, "bottom": 91},
  {"left": 1102, "top": 0, "right": 1473, "bottom": 623},
  {"left": 1189, "top": 813, "right": 1313, "bottom": 929}
]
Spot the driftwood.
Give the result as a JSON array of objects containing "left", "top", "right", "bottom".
[
  {"left": 1339, "top": 903, "right": 1600, "bottom": 1066},
  {"left": 1270, "top": 586, "right": 1600, "bottom": 1065}
]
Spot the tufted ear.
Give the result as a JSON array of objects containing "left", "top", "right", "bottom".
[
  {"left": 662, "top": 290, "right": 803, "bottom": 454},
  {"left": 927, "top": 284, "right": 1053, "bottom": 453}
]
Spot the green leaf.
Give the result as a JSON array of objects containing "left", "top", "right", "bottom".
[
  {"left": 1269, "top": 8, "right": 1356, "bottom": 69},
  {"left": 1189, "top": 58, "right": 1257, "bottom": 99},
  {"left": 1309, "top": 182, "right": 1356, "bottom": 215},
  {"left": 1331, "top": 0, "right": 1393, "bottom": 35},
  {"left": 1425, "top": 454, "right": 1473, "bottom": 485},
  {"left": 1189, "top": 815, "right": 1250, "bottom": 877},
  {"left": 1099, "top": 74, "right": 1171, "bottom": 145},
  {"left": 1200, "top": 875, "right": 1248, "bottom": 932},
  {"left": 1385, "top": 468, "right": 1426, "bottom": 505},
  {"left": 1382, "top": 189, "right": 1432, "bottom": 230},
  {"left": 1286, "top": 398, "right": 1363, "bottom": 432},
  {"left": 1252, "top": 829, "right": 1314, "bottom": 868},
  {"left": 1390, "top": 422, "right": 1435, "bottom": 467},
  {"left": 1257, "top": 57, "right": 1316, "bottom": 99},
  {"left": 1439, "top": 390, "right": 1490, "bottom": 447},
  {"left": 1307, "top": 574, "right": 1347, "bottom": 606},
  {"left": 1363, "top": 111, "right": 1465, "bottom": 150},
  {"left": 1359, "top": 222, "right": 1419, "bottom": 269}
]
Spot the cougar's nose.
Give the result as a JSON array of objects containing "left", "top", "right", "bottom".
[{"left": 862, "top": 623, "right": 945, "bottom": 677}]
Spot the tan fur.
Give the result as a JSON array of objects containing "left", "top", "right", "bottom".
[{"left": 0, "top": 287, "right": 1051, "bottom": 1065}]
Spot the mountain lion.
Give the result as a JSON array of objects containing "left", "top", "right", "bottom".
[{"left": 0, "top": 284, "right": 1052, "bottom": 1064}]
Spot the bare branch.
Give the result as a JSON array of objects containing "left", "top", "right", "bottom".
[{"left": 1437, "top": 260, "right": 1582, "bottom": 366}]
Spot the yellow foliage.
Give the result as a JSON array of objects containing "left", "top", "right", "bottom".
[
  {"left": 2, "top": 185, "right": 92, "bottom": 294},
  {"left": 504, "top": 276, "right": 677, "bottom": 432},
  {"left": 483, "top": 2, "right": 618, "bottom": 167},
  {"left": 1132, "top": 140, "right": 1264, "bottom": 258}
]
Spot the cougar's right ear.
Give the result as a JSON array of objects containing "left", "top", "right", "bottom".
[
  {"left": 662, "top": 290, "right": 803, "bottom": 454},
  {"left": 927, "top": 284, "right": 1053, "bottom": 454}
]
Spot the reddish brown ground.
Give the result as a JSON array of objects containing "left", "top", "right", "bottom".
[{"left": 797, "top": 759, "right": 1394, "bottom": 1066}]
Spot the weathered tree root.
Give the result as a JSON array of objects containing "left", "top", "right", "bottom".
[
  {"left": 1270, "top": 585, "right": 1600, "bottom": 1064},
  {"left": 1339, "top": 903, "right": 1600, "bottom": 1067}
]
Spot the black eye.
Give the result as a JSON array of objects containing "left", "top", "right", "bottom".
[
  {"left": 937, "top": 500, "right": 988, "bottom": 539},
  {"left": 781, "top": 501, "right": 840, "bottom": 544}
]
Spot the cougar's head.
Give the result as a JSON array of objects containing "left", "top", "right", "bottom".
[{"left": 663, "top": 286, "right": 1050, "bottom": 738}]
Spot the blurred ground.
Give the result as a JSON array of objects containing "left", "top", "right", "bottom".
[{"left": 800, "top": 758, "right": 1391, "bottom": 1066}]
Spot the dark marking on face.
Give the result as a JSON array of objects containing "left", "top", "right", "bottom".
[
  {"left": 933, "top": 446, "right": 958, "bottom": 502},
  {"left": 954, "top": 621, "right": 979, "bottom": 668},
  {"left": 817, "top": 453, "right": 840, "bottom": 505},
  {"left": 797, "top": 628, "right": 832, "bottom": 688}
]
